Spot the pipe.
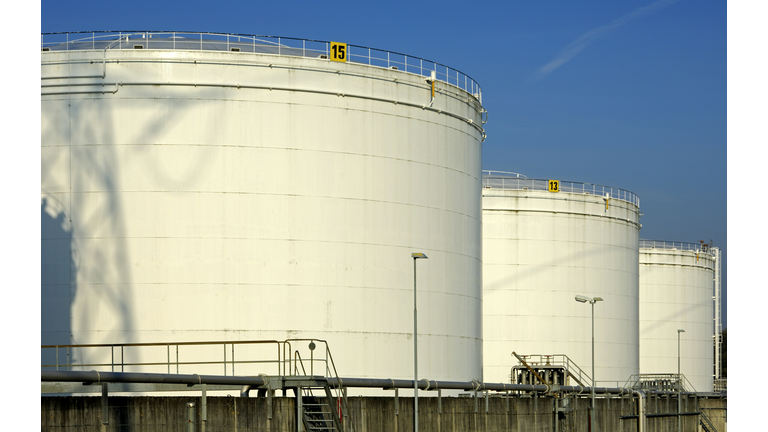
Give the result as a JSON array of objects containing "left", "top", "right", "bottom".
[
  {"left": 633, "top": 390, "right": 646, "bottom": 432},
  {"left": 326, "top": 377, "right": 637, "bottom": 396},
  {"left": 41, "top": 370, "right": 267, "bottom": 387}
]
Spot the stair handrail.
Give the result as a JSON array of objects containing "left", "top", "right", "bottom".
[{"left": 322, "top": 342, "right": 355, "bottom": 432}]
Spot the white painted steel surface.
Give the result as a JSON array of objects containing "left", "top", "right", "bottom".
[
  {"left": 482, "top": 174, "right": 641, "bottom": 386},
  {"left": 639, "top": 242, "right": 716, "bottom": 392},
  {"left": 41, "top": 35, "right": 485, "bottom": 384}
]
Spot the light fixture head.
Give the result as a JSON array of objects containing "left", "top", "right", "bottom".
[
  {"left": 412, "top": 252, "right": 428, "bottom": 259},
  {"left": 678, "top": 329, "right": 685, "bottom": 333},
  {"left": 593, "top": 297, "right": 603, "bottom": 302},
  {"left": 575, "top": 295, "right": 590, "bottom": 303}
]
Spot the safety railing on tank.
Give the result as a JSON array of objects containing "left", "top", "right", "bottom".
[
  {"left": 40, "top": 31, "right": 482, "bottom": 100},
  {"left": 41, "top": 339, "right": 337, "bottom": 379},
  {"left": 639, "top": 239, "right": 712, "bottom": 252},
  {"left": 482, "top": 171, "right": 640, "bottom": 207}
]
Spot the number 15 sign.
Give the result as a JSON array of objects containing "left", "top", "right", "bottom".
[{"left": 330, "top": 42, "right": 347, "bottom": 62}]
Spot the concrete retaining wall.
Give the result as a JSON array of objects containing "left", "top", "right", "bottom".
[{"left": 41, "top": 394, "right": 726, "bottom": 432}]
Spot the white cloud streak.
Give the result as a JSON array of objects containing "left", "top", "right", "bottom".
[{"left": 535, "top": 0, "right": 680, "bottom": 80}]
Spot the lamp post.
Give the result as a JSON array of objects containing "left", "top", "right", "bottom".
[
  {"left": 412, "top": 252, "right": 428, "bottom": 432},
  {"left": 575, "top": 295, "right": 603, "bottom": 432},
  {"left": 678, "top": 329, "right": 685, "bottom": 432}
]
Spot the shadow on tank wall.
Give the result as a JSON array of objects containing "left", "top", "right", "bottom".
[
  {"left": 41, "top": 197, "right": 76, "bottom": 365},
  {"left": 40, "top": 86, "right": 236, "bottom": 367}
]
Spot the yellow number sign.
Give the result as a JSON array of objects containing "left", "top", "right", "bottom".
[
  {"left": 548, "top": 180, "right": 560, "bottom": 193},
  {"left": 330, "top": 42, "right": 347, "bottom": 62}
]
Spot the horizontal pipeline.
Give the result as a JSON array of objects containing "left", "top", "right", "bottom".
[
  {"left": 43, "top": 370, "right": 685, "bottom": 398},
  {"left": 41, "top": 370, "right": 267, "bottom": 387},
  {"left": 328, "top": 377, "right": 655, "bottom": 397}
]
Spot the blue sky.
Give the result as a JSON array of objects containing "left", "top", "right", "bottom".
[{"left": 37, "top": 1, "right": 728, "bottom": 326}]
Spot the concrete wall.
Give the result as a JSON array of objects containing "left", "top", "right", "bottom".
[{"left": 41, "top": 394, "right": 726, "bottom": 432}]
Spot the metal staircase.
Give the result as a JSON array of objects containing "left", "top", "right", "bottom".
[
  {"left": 300, "top": 383, "right": 343, "bottom": 432},
  {"left": 699, "top": 409, "right": 717, "bottom": 432},
  {"left": 289, "top": 347, "right": 349, "bottom": 432}
]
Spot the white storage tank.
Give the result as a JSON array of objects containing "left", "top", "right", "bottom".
[
  {"left": 41, "top": 32, "right": 486, "bottom": 383},
  {"left": 639, "top": 240, "right": 717, "bottom": 392},
  {"left": 482, "top": 171, "right": 641, "bottom": 387}
]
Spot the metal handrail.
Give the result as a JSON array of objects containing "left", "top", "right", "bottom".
[
  {"left": 40, "top": 31, "right": 482, "bottom": 99},
  {"left": 41, "top": 339, "right": 336, "bottom": 379},
  {"left": 624, "top": 373, "right": 698, "bottom": 393},
  {"left": 639, "top": 239, "right": 713, "bottom": 253},
  {"left": 482, "top": 173, "right": 640, "bottom": 208}
]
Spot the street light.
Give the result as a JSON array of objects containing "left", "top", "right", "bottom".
[
  {"left": 678, "top": 329, "right": 685, "bottom": 432},
  {"left": 575, "top": 295, "right": 603, "bottom": 432},
  {"left": 412, "top": 252, "right": 428, "bottom": 432}
]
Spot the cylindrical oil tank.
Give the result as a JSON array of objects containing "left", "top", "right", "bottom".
[
  {"left": 41, "top": 32, "right": 486, "bottom": 383},
  {"left": 639, "top": 240, "right": 716, "bottom": 392},
  {"left": 482, "top": 171, "right": 641, "bottom": 386}
]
